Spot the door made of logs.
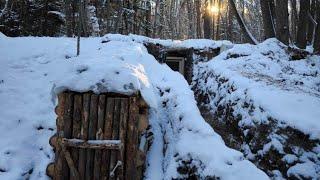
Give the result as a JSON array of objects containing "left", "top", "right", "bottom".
[{"left": 47, "top": 92, "right": 149, "bottom": 180}]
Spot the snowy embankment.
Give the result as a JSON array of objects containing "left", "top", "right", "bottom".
[
  {"left": 192, "top": 39, "right": 320, "bottom": 179},
  {"left": 0, "top": 34, "right": 268, "bottom": 179}
]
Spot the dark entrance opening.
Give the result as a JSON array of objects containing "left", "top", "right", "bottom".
[{"left": 166, "top": 57, "right": 185, "bottom": 75}]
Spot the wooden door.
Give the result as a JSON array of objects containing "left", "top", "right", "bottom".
[{"left": 47, "top": 91, "right": 149, "bottom": 180}]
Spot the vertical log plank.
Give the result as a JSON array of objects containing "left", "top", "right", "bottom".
[
  {"left": 109, "top": 98, "right": 121, "bottom": 179},
  {"left": 79, "top": 93, "right": 91, "bottom": 180},
  {"left": 85, "top": 94, "right": 99, "bottom": 180},
  {"left": 71, "top": 93, "right": 82, "bottom": 180},
  {"left": 117, "top": 98, "right": 129, "bottom": 179},
  {"left": 62, "top": 92, "right": 74, "bottom": 180},
  {"left": 125, "top": 97, "right": 139, "bottom": 180},
  {"left": 93, "top": 95, "right": 106, "bottom": 180},
  {"left": 101, "top": 98, "right": 115, "bottom": 180},
  {"left": 54, "top": 93, "right": 66, "bottom": 180}
]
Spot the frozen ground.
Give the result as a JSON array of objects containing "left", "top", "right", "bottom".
[{"left": 0, "top": 34, "right": 268, "bottom": 179}]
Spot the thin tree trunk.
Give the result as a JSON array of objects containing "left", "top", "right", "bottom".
[
  {"left": 313, "top": 1, "right": 320, "bottom": 54},
  {"left": 81, "top": 0, "right": 89, "bottom": 37},
  {"left": 275, "top": 0, "right": 289, "bottom": 45},
  {"left": 227, "top": 3, "right": 233, "bottom": 41},
  {"left": 196, "top": 0, "right": 202, "bottom": 38},
  {"left": 203, "top": 0, "right": 212, "bottom": 39},
  {"left": 307, "top": 0, "right": 316, "bottom": 44},
  {"left": 77, "top": 0, "right": 82, "bottom": 56},
  {"left": 211, "top": 0, "right": 215, "bottom": 39},
  {"left": 215, "top": 0, "right": 222, "bottom": 40},
  {"left": 260, "top": 0, "right": 275, "bottom": 39},
  {"left": 296, "top": 0, "right": 310, "bottom": 49},
  {"left": 290, "top": 0, "right": 298, "bottom": 43},
  {"left": 153, "top": 0, "right": 160, "bottom": 38},
  {"left": 187, "top": 0, "right": 194, "bottom": 38},
  {"left": 65, "top": 0, "right": 73, "bottom": 37},
  {"left": 145, "top": 1, "right": 151, "bottom": 37},
  {"left": 228, "top": 0, "right": 258, "bottom": 44}
]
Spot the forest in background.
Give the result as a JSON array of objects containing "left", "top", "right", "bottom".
[{"left": 0, "top": 0, "right": 320, "bottom": 53}]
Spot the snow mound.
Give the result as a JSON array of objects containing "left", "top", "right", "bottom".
[
  {"left": 0, "top": 32, "right": 7, "bottom": 38},
  {"left": 102, "top": 33, "right": 233, "bottom": 50},
  {"left": 192, "top": 38, "right": 320, "bottom": 178},
  {"left": 195, "top": 38, "right": 320, "bottom": 138},
  {"left": 0, "top": 35, "right": 268, "bottom": 179}
]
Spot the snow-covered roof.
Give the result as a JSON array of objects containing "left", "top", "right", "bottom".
[
  {"left": 0, "top": 35, "right": 268, "bottom": 179},
  {"left": 102, "top": 33, "right": 233, "bottom": 50}
]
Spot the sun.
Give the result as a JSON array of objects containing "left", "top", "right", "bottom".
[{"left": 209, "top": 5, "right": 219, "bottom": 14}]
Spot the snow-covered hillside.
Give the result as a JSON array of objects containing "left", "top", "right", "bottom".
[
  {"left": 192, "top": 39, "right": 320, "bottom": 179},
  {"left": 0, "top": 34, "right": 268, "bottom": 179}
]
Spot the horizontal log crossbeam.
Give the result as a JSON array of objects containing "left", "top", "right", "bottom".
[{"left": 61, "top": 138, "right": 123, "bottom": 150}]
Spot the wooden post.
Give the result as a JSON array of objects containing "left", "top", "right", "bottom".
[
  {"left": 78, "top": 93, "right": 91, "bottom": 180},
  {"left": 54, "top": 93, "right": 65, "bottom": 180},
  {"left": 93, "top": 95, "right": 106, "bottom": 180},
  {"left": 85, "top": 94, "right": 98, "bottom": 180},
  {"left": 125, "top": 97, "right": 139, "bottom": 180},
  {"left": 118, "top": 99, "right": 129, "bottom": 179},
  {"left": 109, "top": 98, "right": 121, "bottom": 179},
  {"left": 101, "top": 97, "right": 115, "bottom": 179},
  {"left": 71, "top": 94, "right": 82, "bottom": 180},
  {"left": 62, "top": 92, "right": 74, "bottom": 179}
]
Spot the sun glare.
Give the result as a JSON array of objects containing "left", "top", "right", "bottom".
[{"left": 209, "top": 6, "right": 219, "bottom": 14}]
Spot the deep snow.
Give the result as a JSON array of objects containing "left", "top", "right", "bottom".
[
  {"left": 194, "top": 39, "right": 320, "bottom": 139},
  {"left": 0, "top": 34, "right": 268, "bottom": 179},
  {"left": 192, "top": 38, "right": 320, "bottom": 178}
]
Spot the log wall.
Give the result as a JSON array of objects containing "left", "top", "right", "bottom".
[{"left": 47, "top": 91, "right": 149, "bottom": 180}]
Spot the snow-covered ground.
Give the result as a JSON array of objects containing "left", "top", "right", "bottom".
[
  {"left": 0, "top": 34, "right": 268, "bottom": 179},
  {"left": 194, "top": 39, "right": 320, "bottom": 138},
  {"left": 192, "top": 39, "right": 320, "bottom": 179}
]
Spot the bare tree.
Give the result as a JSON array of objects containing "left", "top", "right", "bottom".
[
  {"left": 203, "top": 0, "right": 212, "bottom": 39},
  {"left": 307, "top": 0, "right": 316, "bottom": 44},
  {"left": 195, "top": 0, "right": 202, "bottom": 38},
  {"left": 290, "top": 0, "right": 298, "bottom": 42},
  {"left": 275, "top": 0, "right": 289, "bottom": 45},
  {"left": 227, "top": 3, "right": 233, "bottom": 41},
  {"left": 296, "top": 0, "right": 310, "bottom": 49},
  {"left": 313, "top": 0, "right": 320, "bottom": 54},
  {"left": 228, "top": 0, "right": 258, "bottom": 44},
  {"left": 260, "top": 0, "right": 275, "bottom": 39}
]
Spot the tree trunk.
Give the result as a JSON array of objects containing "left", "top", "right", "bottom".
[
  {"left": 313, "top": 1, "right": 320, "bottom": 54},
  {"left": 145, "top": 1, "right": 151, "bottom": 37},
  {"left": 77, "top": 0, "right": 81, "bottom": 56},
  {"left": 65, "top": 0, "right": 73, "bottom": 37},
  {"left": 196, "top": 0, "right": 202, "bottom": 38},
  {"left": 153, "top": 0, "right": 160, "bottom": 38},
  {"left": 203, "top": 0, "right": 212, "bottom": 39},
  {"left": 290, "top": 0, "right": 298, "bottom": 43},
  {"left": 228, "top": 0, "right": 258, "bottom": 44},
  {"left": 227, "top": 3, "right": 233, "bottom": 41},
  {"left": 215, "top": 0, "right": 222, "bottom": 40},
  {"left": 187, "top": 0, "right": 195, "bottom": 38},
  {"left": 307, "top": 0, "right": 316, "bottom": 44},
  {"left": 296, "top": 0, "right": 310, "bottom": 49},
  {"left": 275, "top": 0, "right": 289, "bottom": 45},
  {"left": 260, "top": 0, "right": 275, "bottom": 39}
]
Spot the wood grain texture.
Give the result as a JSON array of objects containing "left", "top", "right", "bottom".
[
  {"left": 85, "top": 94, "right": 98, "bottom": 180},
  {"left": 78, "top": 93, "right": 91, "bottom": 180}
]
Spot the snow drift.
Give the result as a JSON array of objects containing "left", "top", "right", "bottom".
[
  {"left": 0, "top": 35, "right": 268, "bottom": 179},
  {"left": 192, "top": 38, "right": 320, "bottom": 179}
]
